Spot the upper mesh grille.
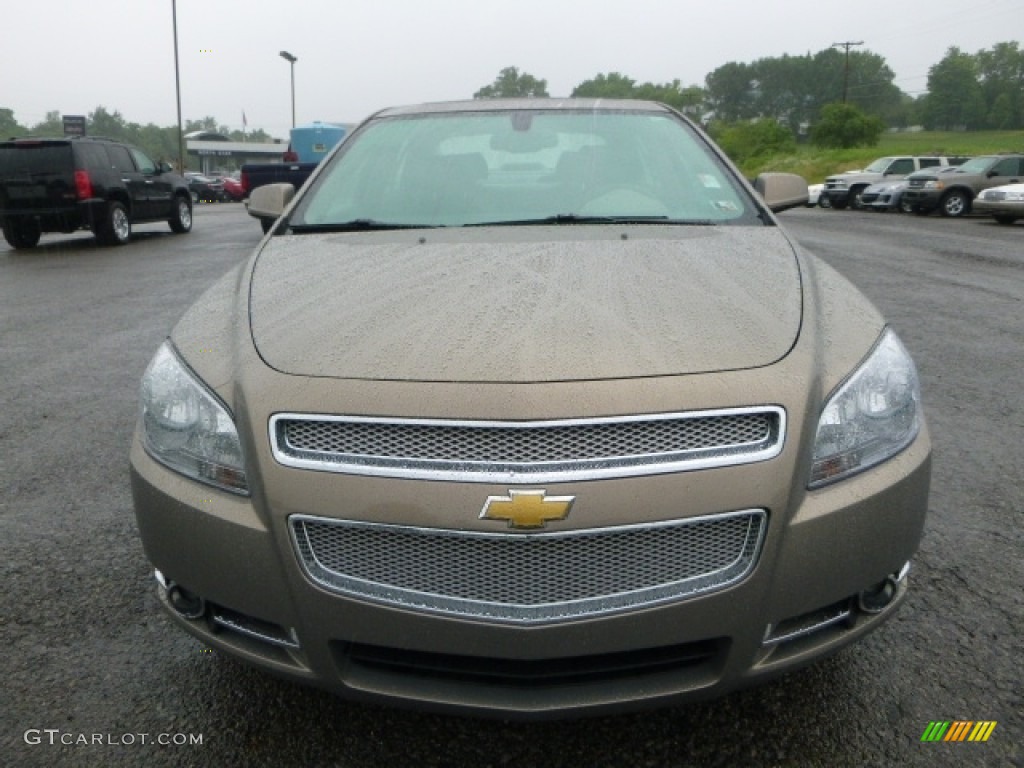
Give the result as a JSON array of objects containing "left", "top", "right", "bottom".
[{"left": 270, "top": 408, "right": 784, "bottom": 482}]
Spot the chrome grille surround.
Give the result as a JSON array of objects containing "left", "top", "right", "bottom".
[
  {"left": 290, "top": 509, "right": 767, "bottom": 624},
  {"left": 270, "top": 407, "right": 785, "bottom": 483}
]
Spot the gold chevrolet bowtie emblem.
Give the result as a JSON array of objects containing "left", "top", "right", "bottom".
[{"left": 480, "top": 490, "right": 575, "bottom": 529}]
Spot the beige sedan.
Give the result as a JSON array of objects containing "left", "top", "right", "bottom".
[
  {"left": 131, "top": 99, "right": 930, "bottom": 718},
  {"left": 973, "top": 182, "right": 1024, "bottom": 225}
]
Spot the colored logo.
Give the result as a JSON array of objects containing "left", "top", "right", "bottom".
[
  {"left": 921, "top": 721, "right": 997, "bottom": 742},
  {"left": 480, "top": 490, "right": 574, "bottom": 529}
]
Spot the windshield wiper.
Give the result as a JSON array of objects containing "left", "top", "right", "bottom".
[
  {"left": 465, "top": 214, "right": 715, "bottom": 227},
  {"left": 289, "top": 219, "right": 439, "bottom": 233}
]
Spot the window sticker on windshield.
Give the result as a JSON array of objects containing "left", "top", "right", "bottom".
[
  {"left": 713, "top": 200, "right": 739, "bottom": 212},
  {"left": 698, "top": 174, "right": 722, "bottom": 189}
]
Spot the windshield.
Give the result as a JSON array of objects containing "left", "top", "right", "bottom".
[
  {"left": 955, "top": 156, "right": 995, "bottom": 174},
  {"left": 862, "top": 157, "right": 896, "bottom": 173},
  {"left": 290, "top": 109, "right": 757, "bottom": 229}
]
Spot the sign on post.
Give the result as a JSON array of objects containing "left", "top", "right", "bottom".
[{"left": 63, "top": 115, "right": 86, "bottom": 137}]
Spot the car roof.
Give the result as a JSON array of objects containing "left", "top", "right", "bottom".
[{"left": 372, "top": 98, "right": 674, "bottom": 119}]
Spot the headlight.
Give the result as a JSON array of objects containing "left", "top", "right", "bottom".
[
  {"left": 810, "top": 329, "right": 921, "bottom": 488},
  {"left": 1003, "top": 191, "right": 1024, "bottom": 201},
  {"left": 923, "top": 180, "right": 945, "bottom": 190},
  {"left": 139, "top": 342, "right": 249, "bottom": 494}
]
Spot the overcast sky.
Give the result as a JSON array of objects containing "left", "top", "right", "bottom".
[{"left": 3, "top": 0, "right": 1021, "bottom": 139}]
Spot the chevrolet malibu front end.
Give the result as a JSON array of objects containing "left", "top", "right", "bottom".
[{"left": 130, "top": 100, "right": 930, "bottom": 718}]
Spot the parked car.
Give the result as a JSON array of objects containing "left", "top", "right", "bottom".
[
  {"left": 0, "top": 135, "right": 192, "bottom": 249},
  {"left": 806, "top": 182, "right": 824, "bottom": 207},
  {"left": 822, "top": 156, "right": 970, "bottom": 210},
  {"left": 220, "top": 173, "right": 245, "bottom": 202},
  {"left": 131, "top": 99, "right": 930, "bottom": 719},
  {"left": 972, "top": 182, "right": 1024, "bottom": 225},
  {"left": 184, "top": 172, "right": 226, "bottom": 203},
  {"left": 860, "top": 166, "right": 965, "bottom": 212},
  {"left": 903, "top": 154, "right": 1024, "bottom": 217},
  {"left": 859, "top": 179, "right": 908, "bottom": 212}
]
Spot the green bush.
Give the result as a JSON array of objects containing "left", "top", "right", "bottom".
[
  {"left": 811, "top": 103, "right": 886, "bottom": 149},
  {"left": 710, "top": 119, "right": 796, "bottom": 165}
]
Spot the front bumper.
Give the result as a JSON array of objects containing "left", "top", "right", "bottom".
[
  {"left": 902, "top": 189, "right": 942, "bottom": 211},
  {"left": 130, "top": 422, "right": 931, "bottom": 718},
  {"left": 973, "top": 199, "right": 1024, "bottom": 219},
  {"left": 821, "top": 188, "right": 851, "bottom": 206}
]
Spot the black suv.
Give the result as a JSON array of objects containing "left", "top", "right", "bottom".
[{"left": 0, "top": 136, "right": 193, "bottom": 249}]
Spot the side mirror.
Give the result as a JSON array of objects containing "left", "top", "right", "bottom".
[
  {"left": 158, "top": 161, "right": 174, "bottom": 173},
  {"left": 754, "top": 172, "right": 809, "bottom": 213},
  {"left": 246, "top": 183, "right": 296, "bottom": 229}
]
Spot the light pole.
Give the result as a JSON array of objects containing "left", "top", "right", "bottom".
[
  {"left": 172, "top": 0, "right": 184, "bottom": 171},
  {"left": 279, "top": 50, "right": 297, "bottom": 129}
]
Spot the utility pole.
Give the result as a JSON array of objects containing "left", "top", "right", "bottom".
[
  {"left": 172, "top": 0, "right": 184, "bottom": 172},
  {"left": 832, "top": 41, "right": 864, "bottom": 103}
]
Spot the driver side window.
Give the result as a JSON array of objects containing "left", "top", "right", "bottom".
[
  {"left": 130, "top": 148, "right": 156, "bottom": 174},
  {"left": 990, "top": 158, "right": 1023, "bottom": 176}
]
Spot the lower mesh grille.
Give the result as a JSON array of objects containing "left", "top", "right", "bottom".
[{"left": 291, "top": 510, "right": 766, "bottom": 624}]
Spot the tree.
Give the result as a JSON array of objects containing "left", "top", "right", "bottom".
[
  {"left": 572, "top": 73, "right": 704, "bottom": 113},
  {"left": 704, "top": 49, "right": 903, "bottom": 133},
  {"left": 0, "top": 107, "right": 27, "bottom": 137},
  {"left": 88, "top": 106, "right": 130, "bottom": 141},
  {"left": 976, "top": 42, "right": 1024, "bottom": 129},
  {"left": 572, "top": 72, "right": 637, "bottom": 99},
  {"left": 704, "top": 61, "right": 755, "bottom": 123},
  {"left": 30, "top": 110, "right": 64, "bottom": 137},
  {"left": 136, "top": 122, "right": 181, "bottom": 164},
  {"left": 474, "top": 67, "right": 549, "bottom": 99},
  {"left": 635, "top": 80, "right": 704, "bottom": 113},
  {"left": 921, "top": 48, "right": 986, "bottom": 130},
  {"left": 184, "top": 116, "right": 223, "bottom": 134},
  {"left": 810, "top": 102, "right": 885, "bottom": 148}
]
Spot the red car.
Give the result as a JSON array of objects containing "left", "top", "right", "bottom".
[{"left": 220, "top": 174, "right": 245, "bottom": 202}]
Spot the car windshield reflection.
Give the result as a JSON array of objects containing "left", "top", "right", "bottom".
[{"left": 291, "top": 110, "right": 756, "bottom": 229}]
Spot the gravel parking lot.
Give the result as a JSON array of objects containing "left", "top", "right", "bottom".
[{"left": 2, "top": 205, "right": 1021, "bottom": 767}]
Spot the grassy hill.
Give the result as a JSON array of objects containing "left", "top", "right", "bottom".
[{"left": 743, "top": 130, "right": 1024, "bottom": 183}]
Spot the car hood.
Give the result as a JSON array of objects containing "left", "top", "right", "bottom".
[
  {"left": 980, "top": 183, "right": 1024, "bottom": 196},
  {"left": 249, "top": 226, "right": 803, "bottom": 383}
]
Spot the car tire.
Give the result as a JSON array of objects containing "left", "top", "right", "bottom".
[
  {"left": 899, "top": 199, "right": 914, "bottom": 214},
  {"left": 97, "top": 201, "right": 131, "bottom": 246},
  {"left": 849, "top": 187, "right": 867, "bottom": 210},
  {"left": 818, "top": 196, "right": 832, "bottom": 209},
  {"left": 994, "top": 215, "right": 1018, "bottom": 225},
  {"left": 939, "top": 190, "right": 970, "bottom": 218},
  {"left": 2, "top": 218, "right": 42, "bottom": 249},
  {"left": 169, "top": 194, "right": 193, "bottom": 234}
]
